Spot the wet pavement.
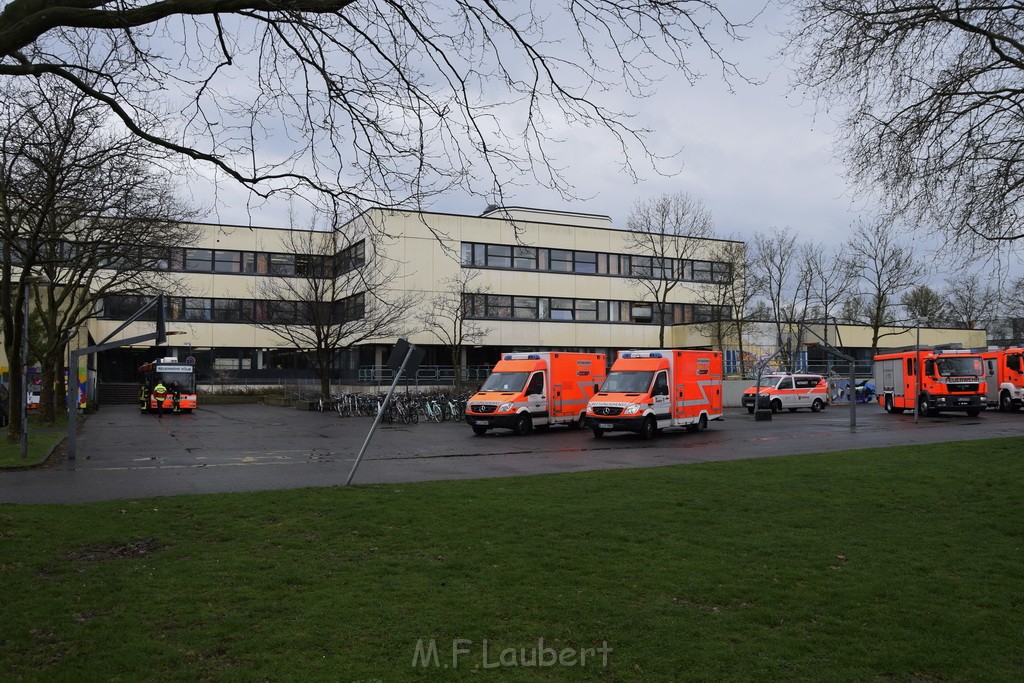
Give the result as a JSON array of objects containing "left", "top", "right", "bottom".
[{"left": 1, "top": 402, "right": 1021, "bottom": 503}]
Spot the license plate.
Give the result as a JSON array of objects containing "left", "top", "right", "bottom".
[
  {"left": 599, "top": 423, "right": 613, "bottom": 429},
  {"left": 476, "top": 420, "right": 489, "bottom": 426}
]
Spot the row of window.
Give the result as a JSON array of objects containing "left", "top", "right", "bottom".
[
  {"left": 463, "top": 294, "right": 730, "bottom": 324},
  {"left": 166, "top": 240, "right": 365, "bottom": 278},
  {"left": 102, "top": 294, "right": 365, "bottom": 326},
  {"left": 460, "top": 242, "right": 731, "bottom": 282}
]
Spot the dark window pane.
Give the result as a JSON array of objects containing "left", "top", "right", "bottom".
[
  {"left": 213, "top": 251, "right": 241, "bottom": 273},
  {"left": 514, "top": 246, "right": 537, "bottom": 269},
  {"left": 489, "top": 295, "right": 511, "bottom": 318},
  {"left": 550, "top": 249, "right": 572, "bottom": 272},
  {"left": 241, "top": 252, "right": 257, "bottom": 274},
  {"left": 461, "top": 243, "right": 474, "bottom": 266},
  {"left": 269, "top": 254, "right": 295, "bottom": 276},
  {"left": 513, "top": 296, "right": 537, "bottom": 319},
  {"left": 185, "top": 249, "right": 213, "bottom": 272},
  {"left": 574, "top": 252, "right": 597, "bottom": 274},
  {"left": 487, "top": 245, "right": 512, "bottom": 268}
]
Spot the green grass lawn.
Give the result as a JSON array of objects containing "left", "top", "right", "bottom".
[
  {"left": 0, "top": 414, "right": 68, "bottom": 467},
  {"left": 2, "top": 439, "right": 1023, "bottom": 681}
]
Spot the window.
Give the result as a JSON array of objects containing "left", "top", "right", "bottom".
[
  {"left": 184, "top": 298, "right": 212, "bottom": 321},
  {"left": 513, "top": 296, "right": 537, "bottom": 319},
  {"left": 460, "top": 243, "right": 474, "bottom": 266},
  {"left": 549, "top": 249, "right": 573, "bottom": 272},
  {"left": 576, "top": 299, "right": 597, "bottom": 321},
  {"left": 692, "top": 261, "right": 714, "bottom": 282},
  {"left": 652, "top": 372, "right": 669, "bottom": 397},
  {"left": 269, "top": 253, "right": 295, "bottom": 276},
  {"left": 514, "top": 246, "right": 537, "bottom": 269},
  {"left": 488, "top": 295, "right": 511, "bottom": 318},
  {"left": 777, "top": 377, "right": 794, "bottom": 390},
  {"left": 238, "top": 252, "right": 255, "bottom": 274},
  {"left": 185, "top": 249, "right": 213, "bottom": 272},
  {"left": 213, "top": 251, "right": 241, "bottom": 273},
  {"left": 574, "top": 252, "right": 597, "bottom": 274},
  {"left": 550, "top": 298, "right": 574, "bottom": 320},
  {"left": 631, "top": 303, "right": 652, "bottom": 323},
  {"left": 212, "top": 299, "right": 241, "bottom": 322},
  {"left": 526, "top": 373, "right": 545, "bottom": 396},
  {"left": 630, "top": 256, "right": 652, "bottom": 277},
  {"left": 486, "top": 245, "right": 512, "bottom": 268}
]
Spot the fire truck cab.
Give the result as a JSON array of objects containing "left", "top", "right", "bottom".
[
  {"left": 585, "top": 349, "right": 723, "bottom": 440},
  {"left": 981, "top": 347, "right": 1024, "bottom": 412},
  {"left": 465, "top": 352, "right": 606, "bottom": 436},
  {"left": 873, "top": 347, "right": 986, "bottom": 417}
]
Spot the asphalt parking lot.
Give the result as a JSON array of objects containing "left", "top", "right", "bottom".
[{"left": 2, "top": 402, "right": 1022, "bottom": 503}]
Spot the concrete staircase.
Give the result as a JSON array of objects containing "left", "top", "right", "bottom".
[{"left": 99, "top": 382, "right": 141, "bottom": 405}]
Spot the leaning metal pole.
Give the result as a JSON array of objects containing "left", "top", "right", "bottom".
[{"left": 346, "top": 346, "right": 413, "bottom": 486}]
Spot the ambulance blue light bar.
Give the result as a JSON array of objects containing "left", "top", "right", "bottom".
[{"left": 621, "top": 352, "right": 662, "bottom": 358}]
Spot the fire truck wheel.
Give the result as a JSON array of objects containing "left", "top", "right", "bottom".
[
  {"left": 1000, "top": 391, "right": 1017, "bottom": 412},
  {"left": 472, "top": 425, "right": 488, "bottom": 436},
  {"left": 592, "top": 428, "right": 605, "bottom": 438},
  {"left": 770, "top": 399, "right": 782, "bottom": 414},
  {"left": 639, "top": 416, "right": 656, "bottom": 441},
  {"left": 811, "top": 399, "right": 824, "bottom": 413},
  {"left": 512, "top": 413, "right": 532, "bottom": 436}
]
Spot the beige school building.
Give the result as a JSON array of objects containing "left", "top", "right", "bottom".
[{"left": 2, "top": 206, "right": 987, "bottom": 398}]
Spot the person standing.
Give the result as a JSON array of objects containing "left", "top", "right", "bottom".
[
  {"left": 153, "top": 381, "right": 168, "bottom": 418},
  {"left": 170, "top": 382, "right": 181, "bottom": 414}
]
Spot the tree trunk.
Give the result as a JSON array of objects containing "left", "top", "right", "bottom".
[
  {"left": 5, "top": 327, "right": 23, "bottom": 443},
  {"left": 39, "top": 351, "right": 58, "bottom": 423},
  {"left": 450, "top": 345, "right": 462, "bottom": 392}
]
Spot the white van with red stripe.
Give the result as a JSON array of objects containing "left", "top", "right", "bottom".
[{"left": 741, "top": 373, "right": 828, "bottom": 414}]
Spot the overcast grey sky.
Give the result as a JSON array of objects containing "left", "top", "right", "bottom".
[{"left": 201, "top": 2, "right": 860, "bottom": 246}]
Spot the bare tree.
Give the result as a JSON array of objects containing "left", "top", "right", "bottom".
[
  {"left": 692, "top": 237, "right": 754, "bottom": 375},
  {"left": 0, "top": 2, "right": 754, "bottom": 220},
  {"left": 901, "top": 285, "right": 946, "bottom": 327},
  {"left": 841, "top": 218, "right": 924, "bottom": 357},
  {"left": 416, "top": 269, "right": 491, "bottom": 392},
  {"left": 941, "top": 274, "right": 1001, "bottom": 331},
  {"left": 0, "top": 75, "right": 195, "bottom": 434},
  {"left": 252, "top": 223, "right": 413, "bottom": 400},
  {"left": 786, "top": 3, "right": 1024, "bottom": 259},
  {"left": 625, "top": 192, "right": 718, "bottom": 347},
  {"left": 748, "top": 228, "right": 818, "bottom": 369}
]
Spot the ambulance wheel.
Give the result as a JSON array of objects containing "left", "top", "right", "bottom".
[
  {"left": 698, "top": 414, "right": 708, "bottom": 431},
  {"left": 472, "top": 425, "right": 488, "bottom": 436},
  {"left": 771, "top": 399, "right": 782, "bottom": 413},
  {"left": 574, "top": 413, "right": 587, "bottom": 429},
  {"left": 512, "top": 413, "right": 532, "bottom": 436},
  {"left": 591, "top": 428, "right": 605, "bottom": 438},
  {"left": 811, "top": 399, "right": 824, "bottom": 413},
  {"left": 639, "top": 416, "right": 656, "bottom": 441},
  {"left": 966, "top": 408, "right": 981, "bottom": 417}
]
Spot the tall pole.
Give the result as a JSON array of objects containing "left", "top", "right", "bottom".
[
  {"left": 915, "top": 324, "right": 921, "bottom": 425},
  {"left": 19, "top": 280, "right": 29, "bottom": 458},
  {"left": 346, "top": 346, "right": 413, "bottom": 485}
]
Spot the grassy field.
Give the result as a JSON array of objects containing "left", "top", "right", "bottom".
[
  {"left": 0, "top": 414, "right": 68, "bottom": 467},
  {"left": 2, "top": 439, "right": 1022, "bottom": 681}
]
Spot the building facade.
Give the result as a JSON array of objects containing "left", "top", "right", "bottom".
[{"left": 82, "top": 206, "right": 739, "bottom": 387}]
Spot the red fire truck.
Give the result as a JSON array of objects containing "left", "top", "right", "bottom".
[
  {"left": 981, "top": 347, "right": 1024, "bottom": 412},
  {"left": 139, "top": 357, "right": 197, "bottom": 414},
  {"left": 873, "top": 347, "right": 986, "bottom": 417}
]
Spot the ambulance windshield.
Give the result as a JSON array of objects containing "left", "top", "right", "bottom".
[
  {"left": 600, "top": 371, "right": 654, "bottom": 393},
  {"left": 936, "top": 357, "right": 983, "bottom": 378},
  {"left": 480, "top": 372, "right": 529, "bottom": 392}
]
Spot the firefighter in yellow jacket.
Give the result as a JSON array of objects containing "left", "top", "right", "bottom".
[{"left": 153, "top": 381, "right": 168, "bottom": 418}]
